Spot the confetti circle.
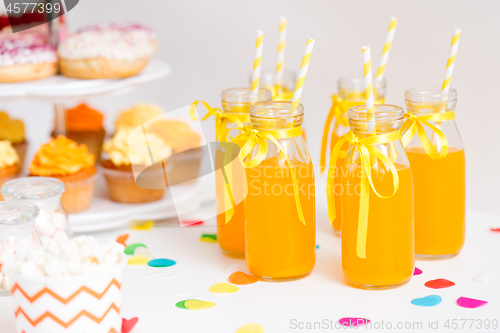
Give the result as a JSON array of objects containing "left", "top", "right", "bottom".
[
  {"left": 127, "top": 255, "right": 150, "bottom": 266},
  {"left": 184, "top": 300, "right": 216, "bottom": 310},
  {"left": 425, "top": 278, "right": 455, "bottom": 289},
  {"left": 124, "top": 243, "right": 147, "bottom": 255},
  {"left": 411, "top": 295, "right": 442, "bottom": 307},
  {"left": 148, "top": 258, "right": 176, "bottom": 267},
  {"left": 457, "top": 297, "right": 488, "bottom": 308},
  {"left": 236, "top": 323, "right": 264, "bottom": 333},
  {"left": 209, "top": 282, "right": 239, "bottom": 293},
  {"left": 229, "top": 271, "right": 258, "bottom": 285}
]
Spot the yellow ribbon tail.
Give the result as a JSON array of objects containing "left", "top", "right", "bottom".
[
  {"left": 356, "top": 171, "right": 370, "bottom": 259},
  {"left": 320, "top": 95, "right": 340, "bottom": 174},
  {"left": 326, "top": 136, "right": 348, "bottom": 226}
]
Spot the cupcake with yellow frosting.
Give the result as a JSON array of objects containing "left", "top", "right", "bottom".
[
  {"left": 115, "top": 103, "right": 163, "bottom": 130},
  {"left": 52, "top": 103, "right": 106, "bottom": 163},
  {"left": 0, "top": 140, "right": 20, "bottom": 200},
  {"left": 102, "top": 127, "right": 172, "bottom": 203},
  {"left": 29, "top": 136, "right": 97, "bottom": 213},
  {"left": 0, "top": 112, "right": 27, "bottom": 174}
]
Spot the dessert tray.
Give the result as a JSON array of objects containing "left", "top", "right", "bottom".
[
  {"left": 0, "top": 60, "right": 171, "bottom": 102},
  {"left": 69, "top": 173, "right": 202, "bottom": 233}
]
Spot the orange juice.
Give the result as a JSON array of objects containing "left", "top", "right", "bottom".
[
  {"left": 328, "top": 96, "right": 385, "bottom": 235},
  {"left": 342, "top": 165, "right": 414, "bottom": 288},
  {"left": 407, "top": 147, "right": 465, "bottom": 258},
  {"left": 246, "top": 159, "right": 316, "bottom": 280}
]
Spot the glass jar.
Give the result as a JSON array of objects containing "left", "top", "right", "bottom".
[
  {"left": 322, "top": 76, "right": 387, "bottom": 235},
  {"left": 1, "top": 177, "right": 73, "bottom": 245},
  {"left": 0, "top": 202, "right": 42, "bottom": 296},
  {"left": 244, "top": 101, "right": 316, "bottom": 281},
  {"left": 250, "top": 70, "right": 296, "bottom": 101},
  {"left": 404, "top": 87, "right": 465, "bottom": 259},
  {"left": 340, "top": 105, "right": 414, "bottom": 289},
  {"left": 216, "top": 88, "right": 272, "bottom": 258}
]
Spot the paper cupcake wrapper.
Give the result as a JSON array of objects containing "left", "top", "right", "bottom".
[
  {"left": 101, "top": 167, "right": 164, "bottom": 203},
  {"left": 61, "top": 174, "right": 97, "bottom": 214},
  {"left": 166, "top": 148, "right": 202, "bottom": 185},
  {"left": 3, "top": 259, "right": 126, "bottom": 333}
]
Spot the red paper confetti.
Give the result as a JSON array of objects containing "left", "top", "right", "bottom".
[
  {"left": 122, "top": 317, "right": 138, "bottom": 333},
  {"left": 413, "top": 267, "right": 423, "bottom": 276},
  {"left": 229, "top": 271, "right": 258, "bottom": 285},
  {"left": 339, "top": 318, "right": 370, "bottom": 327},
  {"left": 181, "top": 220, "right": 204, "bottom": 227},
  {"left": 457, "top": 297, "right": 488, "bottom": 308},
  {"left": 425, "top": 278, "right": 455, "bottom": 289},
  {"left": 116, "top": 234, "right": 129, "bottom": 247},
  {"left": 491, "top": 228, "right": 500, "bottom": 232}
]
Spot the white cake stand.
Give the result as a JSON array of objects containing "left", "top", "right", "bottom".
[{"left": 0, "top": 60, "right": 204, "bottom": 233}]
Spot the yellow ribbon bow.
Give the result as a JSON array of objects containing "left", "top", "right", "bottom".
[
  {"left": 190, "top": 101, "right": 245, "bottom": 142},
  {"left": 327, "top": 130, "right": 401, "bottom": 258},
  {"left": 320, "top": 95, "right": 349, "bottom": 174},
  {"left": 400, "top": 111, "right": 455, "bottom": 159},
  {"left": 231, "top": 125, "right": 306, "bottom": 225}
]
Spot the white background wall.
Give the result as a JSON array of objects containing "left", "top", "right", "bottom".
[{"left": 2, "top": 0, "right": 499, "bottom": 214}]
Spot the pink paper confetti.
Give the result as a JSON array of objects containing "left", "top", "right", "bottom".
[
  {"left": 457, "top": 297, "right": 488, "bottom": 309},
  {"left": 490, "top": 228, "right": 500, "bottom": 232},
  {"left": 339, "top": 318, "right": 370, "bottom": 327},
  {"left": 122, "top": 317, "right": 138, "bottom": 333},
  {"left": 413, "top": 267, "right": 423, "bottom": 275},
  {"left": 181, "top": 220, "right": 204, "bottom": 227}
]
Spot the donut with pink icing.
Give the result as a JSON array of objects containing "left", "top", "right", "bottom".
[
  {"left": 0, "top": 38, "right": 57, "bottom": 83},
  {"left": 58, "top": 23, "right": 157, "bottom": 79}
]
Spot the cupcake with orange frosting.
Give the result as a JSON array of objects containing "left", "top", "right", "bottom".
[
  {"left": 29, "top": 136, "right": 97, "bottom": 213},
  {"left": 52, "top": 103, "right": 106, "bottom": 162},
  {"left": 0, "top": 111, "right": 27, "bottom": 174},
  {"left": 101, "top": 127, "right": 172, "bottom": 203},
  {"left": 0, "top": 140, "right": 19, "bottom": 200}
]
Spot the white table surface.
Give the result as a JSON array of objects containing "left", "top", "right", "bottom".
[{"left": 1, "top": 195, "right": 499, "bottom": 333}]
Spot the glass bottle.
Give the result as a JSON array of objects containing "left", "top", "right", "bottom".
[
  {"left": 244, "top": 101, "right": 316, "bottom": 281},
  {"left": 340, "top": 104, "right": 414, "bottom": 289},
  {"left": 250, "top": 70, "right": 296, "bottom": 101},
  {"left": 404, "top": 87, "right": 465, "bottom": 259},
  {"left": 322, "top": 76, "right": 387, "bottom": 235},
  {"left": 216, "top": 88, "right": 272, "bottom": 258},
  {"left": 1, "top": 177, "right": 73, "bottom": 245},
  {"left": 0, "top": 202, "right": 42, "bottom": 296}
]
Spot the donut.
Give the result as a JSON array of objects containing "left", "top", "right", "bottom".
[
  {"left": 0, "top": 38, "right": 57, "bottom": 83},
  {"left": 58, "top": 23, "right": 157, "bottom": 79}
]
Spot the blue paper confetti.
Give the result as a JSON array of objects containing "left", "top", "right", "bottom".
[{"left": 411, "top": 295, "right": 442, "bottom": 307}]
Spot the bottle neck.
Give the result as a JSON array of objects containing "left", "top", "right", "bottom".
[{"left": 250, "top": 101, "right": 304, "bottom": 131}]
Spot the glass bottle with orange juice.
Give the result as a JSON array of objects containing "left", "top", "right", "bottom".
[
  {"left": 239, "top": 101, "right": 316, "bottom": 281},
  {"left": 322, "top": 76, "right": 386, "bottom": 235},
  {"left": 333, "top": 104, "right": 414, "bottom": 289},
  {"left": 403, "top": 87, "right": 465, "bottom": 260},
  {"left": 215, "top": 88, "right": 272, "bottom": 258}
]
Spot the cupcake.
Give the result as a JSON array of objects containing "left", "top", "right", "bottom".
[
  {"left": 2, "top": 236, "right": 126, "bottom": 333},
  {"left": 58, "top": 23, "right": 156, "bottom": 79},
  {"left": 149, "top": 119, "right": 202, "bottom": 185},
  {"left": 0, "top": 111, "right": 27, "bottom": 174},
  {"left": 0, "top": 140, "right": 19, "bottom": 200},
  {"left": 115, "top": 103, "right": 163, "bottom": 130},
  {"left": 102, "top": 127, "right": 172, "bottom": 203},
  {"left": 29, "top": 136, "right": 96, "bottom": 213},
  {"left": 52, "top": 103, "right": 106, "bottom": 163}
]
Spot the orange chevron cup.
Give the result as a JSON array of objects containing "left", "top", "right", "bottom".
[{"left": 3, "top": 248, "right": 126, "bottom": 333}]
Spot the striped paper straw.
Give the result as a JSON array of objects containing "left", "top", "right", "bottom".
[
  {"left": 440, "top": 28, "right": 461, "bottom": 108},
  {"left": 251, "top": 30, "right": 264, "bottom": 95},
  {"left": 376, "top": 16, "right": 398, "bottom": 83},
  {"left": 362, "top": 45, "right": 375, "bottom": 132},
  {"left": 276, "top": 16, "right": 287, "bottom": 84},
  {"left": 291, "top": 38, "right": 315, "bottom": 108}
]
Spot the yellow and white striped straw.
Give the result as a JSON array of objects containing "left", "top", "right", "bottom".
[
  {"left": 362, "top": 45, "right": 375, "bottom": 132},
  {"left": 440, "top": 28, "right": 461, "bottom": 107},
  {"left": 251, "top": 30, "right": 264, "bottom": 95},
  {"left": 376, "top": 16, "right": 398, "bottom": 83},
  {"left": 276, "top": 16, "right": 287, "bottom": 83},
  {"left": 291, "top": 38, "right": 315, "bottom": 108}
]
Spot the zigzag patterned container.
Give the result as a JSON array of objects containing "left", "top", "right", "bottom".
[{"left": 3, "top": 257, "right": 126, "bottom": 333}]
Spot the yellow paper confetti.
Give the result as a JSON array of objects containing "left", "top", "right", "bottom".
[
  {"left": 200, "top": 237, "right": 217, "bottom": 243},
  {"left": 209, "top": 282, "right": 239, "bottom": 294},
  {"left": 184, "top": 300, "right": 216, "bottom": 310},
  {"left": 131, "top": 220, "right": 155, "bottom": 231},
  {"left": 127, "top": 255, "right": 150, "bottom": 266},
  {"left": 236, "top": 323, "right": 264, "bottom": 333}
]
